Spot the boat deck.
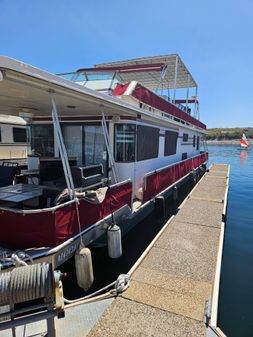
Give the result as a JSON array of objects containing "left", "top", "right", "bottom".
[{"left": 0, "top": 164, "right": 229, "bottom": 337}]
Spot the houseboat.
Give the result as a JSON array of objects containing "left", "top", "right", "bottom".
[
  {"left": 0, "top": 54, "right": 208, "bottom": 272},
  {"left": 0, "top": 114, "right": 27, "bottom": 161}
]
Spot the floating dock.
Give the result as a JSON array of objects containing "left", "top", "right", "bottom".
[
  {"left": 0, "top": 164, "right": 229, "bottom": 337},
  {"left": 88, "top": 164, "right": 229, "bottom": 337}
]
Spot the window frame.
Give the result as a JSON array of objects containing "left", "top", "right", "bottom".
[
  {"left": 164, "top": 130, "right": 178, "bottom": 156},
  {"left": 193, "top": 135, "right": 196, "bottom": 147},
  {"left": 13, "top": 127, "right": 27, "bottom": 143},
  {"left": 182, "top": 133, "right": 189, "bottom": 142},
  {"left": 137, "top": 125, "right": 159, "bottom": 161},
  {"left": 196, "top": 136, "right": 200, "bottom": 150},
  {"left": 114, "top": 123, "right": 136, "bottom": 163}
]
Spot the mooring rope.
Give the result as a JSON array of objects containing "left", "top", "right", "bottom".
[{"left": 64, "top": 273, "right": 130, "bottom": 305}]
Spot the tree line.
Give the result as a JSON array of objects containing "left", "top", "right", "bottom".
[{"left": 206, "top": 128, "right": 253, "bottom": 140}]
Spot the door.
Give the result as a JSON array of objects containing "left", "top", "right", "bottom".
[
  {"left": 84, "top": 125, "right": 107, "bottom": 176},
  {"left": 62, "top": 125, "right": 83, "bottom": 165}
]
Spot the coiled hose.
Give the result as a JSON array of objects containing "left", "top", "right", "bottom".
[{"left": 0, "top": 263, "right": 54, "bottom": 306}]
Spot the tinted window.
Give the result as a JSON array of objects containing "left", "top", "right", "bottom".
[
  {"left": 164, "top": 130, "right": 178, "bottom": 156},
  {"left": 13, "top": 127, "right": 27, "bottom": 142},
  {"left": 182, "top": 152, "right": 187, "bottom": 160},
  {"left": 137, "top": 125, "right": 159, "bottom": 161},
  {"left": 183, "top": 133, "right": 188, "bottom": 142},
  {"left": 196, "top": 136, "right": 200, "bottom": 150},
  {"left": 30, "top": 125, "right": 54, "bottom": 157},
  {"left": 193, "top": 135, "right": 196, "bottom": 147},
  {"left": 114, "top": 124, "right": 136, "bottom": 162}
]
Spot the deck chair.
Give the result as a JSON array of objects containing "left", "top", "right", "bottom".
[{"left": 0, "top": 165, "right": 17, "bottom": 187}]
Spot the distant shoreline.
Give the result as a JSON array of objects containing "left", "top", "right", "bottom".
[{"left": 206, "top": 139, "right": 247, "bottom": 145}]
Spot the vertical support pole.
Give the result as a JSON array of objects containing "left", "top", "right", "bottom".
[
  {"left": 173, "top": 55, "right": 178, "bottom": 103},
  {"left": 51, "top": 92, "right": 75, "bottom": 199},
  {"left": 10, "top": 304, "right": 16, "bottom": 337},
  {"left": 194, "top": 86, "right": 198, "bottom": 119},
  {"left": 155, "top": 65, "right": 168, "bottom": 94},
  {"left": 186, "top": 74, "right": 190, "bottom": 114},
  {"left": 109, "top": 72, "right": 117, "bottom": 93},
  {"left": 101, "top": 110, "right": 118, "bottom": 183},
  {"left": 46, "top": 314, "right": 56, "bottom": 337}
]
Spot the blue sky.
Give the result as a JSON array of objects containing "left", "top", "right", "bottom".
[{"left": 1, "top": 0, "right": 253, "bottom": 128}]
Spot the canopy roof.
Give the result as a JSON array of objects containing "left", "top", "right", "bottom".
[
  {"left": 78, "top": 54, "right": 197, "bottom": 90},
  {"left": 0, "top": 56, "right": 142, "bottom": 119}
]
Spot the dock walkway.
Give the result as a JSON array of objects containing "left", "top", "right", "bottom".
[{"left": 88, "top": 164, "right": 229, "bottom": 337}]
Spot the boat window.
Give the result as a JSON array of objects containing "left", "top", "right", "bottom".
[
  {"left": 193, "top": 135, "right": 196, "bottom": 147},
  {"left": 137, "top": 125, "right": 159, "bottom": 161},
  {"left": 196, "top": 136, "right": 200, "bottom": 150},
  {"left": 29, "top": 125, "right": 54, "bottom": 157},
  {"left": 182, "top": 152, "right": 187, "bottom": 160},
  {"left": 164, "top": 130, "right": 178, "bottom": 156},
  {"left": 13, "top": 127, "right": 27, "bottom": 143},
  {"left": 183, "top": 133, "right": 188, "bottom": 142},
  {"left": 114, "top": 124, "right": 136, "bottom": 162},
  {"left": 62, "top": 125, "right": 83, "bottom": 166},
  {"left": 84, "top": 125, "right": 107, "bottom": 172}
]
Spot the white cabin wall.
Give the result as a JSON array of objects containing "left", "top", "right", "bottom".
[
  {"left": 179, "top": 127, "right": 203, "bottom": 159},
  {"left": 112, "top": 120, "right": 204, "bottom": 199},
  {"left": 1, "top": 124, "right": 13, "bottom": 143}
]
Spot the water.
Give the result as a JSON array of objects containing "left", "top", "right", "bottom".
[{"left": 208, "top": 145, "right": 253, "bottom": 337}]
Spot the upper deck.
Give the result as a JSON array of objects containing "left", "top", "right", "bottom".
[{"left": 59, "top": 54, "right": 205, "bottom": 130}]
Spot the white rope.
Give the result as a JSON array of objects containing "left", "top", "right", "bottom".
[
  {"left": 74, "top": 198, "right": 84, "bottom": 247},
  {"left": 110, "top": 274, "right": 130, "bottom": 295},
  {"left": 63, "top": 273, "right": 130, "bottom": 305}
]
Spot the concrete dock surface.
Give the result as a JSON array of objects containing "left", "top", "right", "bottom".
[{"left": 87, "top": 164, "right": 229, "bottom": 337}]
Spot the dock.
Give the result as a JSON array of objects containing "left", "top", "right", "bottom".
[
  {"left": 0, "top": 164, "right": 229, "bottom": 337},
  {"left": 87, "top": 164, "right": 229, "bottom": 337}
]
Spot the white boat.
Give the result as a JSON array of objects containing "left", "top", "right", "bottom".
[{"left": 0, "top": 54, "right": 208, "bottom": 272}]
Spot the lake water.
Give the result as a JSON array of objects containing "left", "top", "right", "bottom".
[{"left": 208, "top": 145, "right": 253, "bottom": 337}]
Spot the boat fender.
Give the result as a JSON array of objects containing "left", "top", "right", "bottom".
[
  {"left": 190, "top": 170, "right": 197, "bottom": 185},
  {"left": 155, "top": 196, "right": 165, "bottom": 221},
  {"left": 75, "top": 247, "right": 94, "bottom": 291},
  {"left": 107, "top": 224, "right": 122, "bottom": 259},
  {"left": 172, "top": 185, "right": 178, "bottom": 201}
]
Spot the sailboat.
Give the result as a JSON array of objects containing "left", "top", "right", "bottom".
[{"left": 239, "top": 133, "right": 250, "bottom": 150}]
